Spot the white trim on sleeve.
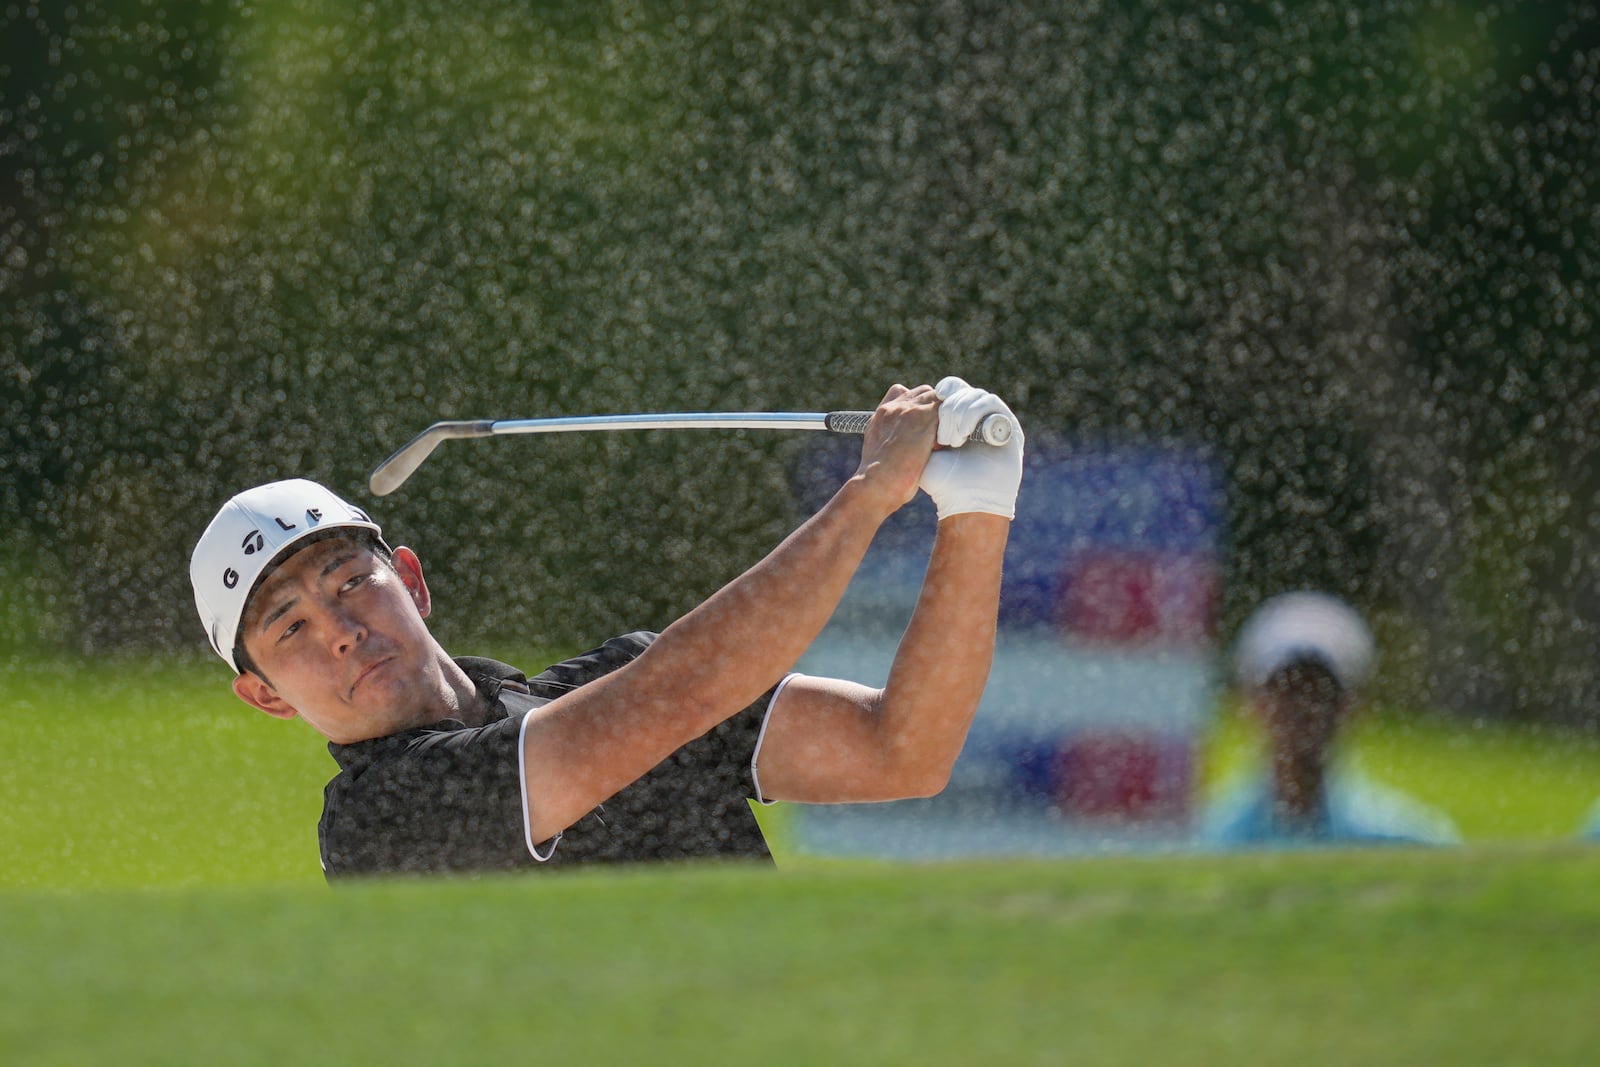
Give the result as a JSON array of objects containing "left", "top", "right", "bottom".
[
  {"left": 750, "top": 672, "right": 802, "bottom": 806},
  {"left": 517, "top": 704, "right": 561, "bottom": 862}
]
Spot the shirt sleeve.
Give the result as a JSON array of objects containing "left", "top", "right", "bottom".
[
  {"left": 524, "top": 630, "right": 658, "bottom": 699},
  {"left": 749, "top": 673, "right": 801, "bottom": 805}
]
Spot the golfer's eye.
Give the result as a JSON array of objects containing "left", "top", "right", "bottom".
[
  {"left": 278, "top": 619, "right": 303, "bottom": 642},
  {"left": 340, "top": 573, "right": 367, "bottom": 593}
]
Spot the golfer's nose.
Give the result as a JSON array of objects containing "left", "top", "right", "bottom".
[{"left": 327, "top": 607, "right": 368, "bottom": 656}]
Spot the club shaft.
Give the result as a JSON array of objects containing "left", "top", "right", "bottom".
[
  {"left": 369, "top": 409, "right": 1013, "bottom": 496},
  {"left": 490, "top": 412, "right": 837, "bottom": 434}
]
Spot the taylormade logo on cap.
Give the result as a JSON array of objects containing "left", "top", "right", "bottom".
[{"left": 190, "top": 479, "right": 387, "bottom": 672}]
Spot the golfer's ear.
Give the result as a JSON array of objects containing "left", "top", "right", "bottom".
[
  {"left": 391, "top": 545, "right": 431, "bottom": 618},
  {"left": 233, "top": 671, "right": 299, "bottom": 721}
]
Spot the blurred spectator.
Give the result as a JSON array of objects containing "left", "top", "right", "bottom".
[
  {"left": 1578, "top": 799, "right": 1600, "bottom": 840},
  {"left": 1198, "top": 592, "right": 1461, "bottom": 848}
]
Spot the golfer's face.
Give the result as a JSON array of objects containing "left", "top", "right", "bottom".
[{"left": 238, "top": 537, "right": 438, "bottom": 741}]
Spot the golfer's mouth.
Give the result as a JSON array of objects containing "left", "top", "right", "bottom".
[{"left": 351, "top": 657, "right": 394, "bottom": 696}]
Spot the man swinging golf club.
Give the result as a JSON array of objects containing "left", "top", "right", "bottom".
[{"left": 190, "top": 379, "right": 1022, "bottom": 876}]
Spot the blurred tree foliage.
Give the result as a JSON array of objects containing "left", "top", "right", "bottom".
[{"left": 3, "top": 0, "right": 1597, "bottom": 721}]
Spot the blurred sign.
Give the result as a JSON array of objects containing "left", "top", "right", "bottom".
[{"left": 790, "top": 441, "right": 1223, "bottom": 857}]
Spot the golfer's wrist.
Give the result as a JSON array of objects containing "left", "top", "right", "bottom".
[
  {"left": 841, "top": 467, "right": 916, "bottom": 524},
  {"left": 935, "top": 511, "right": 1013, "bottom": 535}
]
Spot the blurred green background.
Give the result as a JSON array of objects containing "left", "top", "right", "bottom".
[{"left": 4, "top": 3, "right": 1599, "bottom": 723}]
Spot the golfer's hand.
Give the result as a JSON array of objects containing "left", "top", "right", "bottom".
[
  {"left": 919, "top": 377, "right": 1024, "bottom": 520},
  {"left": 854, "top": 384, "right": 939, "bottom": 516}
]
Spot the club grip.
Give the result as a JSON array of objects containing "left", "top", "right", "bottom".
[
  {"left": 824, "top": 410, "right": 1014, "bottom": 446},
  {"left": 823, "top": 411, "right": 874, "bottom": 435}
]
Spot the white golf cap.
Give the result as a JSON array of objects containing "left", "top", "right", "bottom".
[
  {"left": 1233, "top": 591, "right": 1375, "bottom": 692},
  {"left": 190, "top": 479, "right": 388, "bottom": 672}
]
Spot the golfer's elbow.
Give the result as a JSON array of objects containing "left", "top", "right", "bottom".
[
  {"left": 897, "top": 763, "right": 954, "bottom": 799},
  {"left": 872, "top": 694, "right": 978, "bottom": 799},
  {"left": 879, "top": 744, "right": 959, "bottom": 799}
]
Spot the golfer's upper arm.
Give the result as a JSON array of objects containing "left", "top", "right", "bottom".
[{"left": 754, "top": 673, "right": 903, "bottom": 803}]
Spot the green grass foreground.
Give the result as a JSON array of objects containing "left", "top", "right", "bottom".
[
  {"left": 4, "top": 652, "right": 1600, "bottom": 1062},
  {"left": 3, "top": 848, "right": 1598, "bottom": 1065}
]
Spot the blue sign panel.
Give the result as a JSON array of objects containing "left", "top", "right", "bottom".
[{"left": 789, "top": 439, "right": 1224, "bottom": 858}]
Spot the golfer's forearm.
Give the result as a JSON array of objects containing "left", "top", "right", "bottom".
[
  {"left": 640, "top": 474, "right": 895, "bottom": 712},
  {"left": 875, "top": 512, "right": 1009, "bottom": 791}
]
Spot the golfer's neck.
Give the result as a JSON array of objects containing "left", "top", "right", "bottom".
[{"left": 412, "top": 651, "right": 493, "bottom": 730}]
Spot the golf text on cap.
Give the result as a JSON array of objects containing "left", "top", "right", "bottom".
[{"left": 221, "top": 508, "right": 330, "bottom": 590}]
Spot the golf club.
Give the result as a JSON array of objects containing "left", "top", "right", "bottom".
[{"left": 369, "top": 409, "right": 1015, "bottom": 496}]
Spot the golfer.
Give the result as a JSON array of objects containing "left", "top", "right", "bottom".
[{"left": 190, "top": 379, "right": 1022, "bottom": 876}]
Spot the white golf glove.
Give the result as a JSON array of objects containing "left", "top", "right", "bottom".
[{"left": 919, "top": 376, "right": 1024, "bottom": 520}]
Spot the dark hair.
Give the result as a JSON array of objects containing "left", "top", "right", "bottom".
[{"left": 232, "top": 531, "right": 395, "bottom": 684}]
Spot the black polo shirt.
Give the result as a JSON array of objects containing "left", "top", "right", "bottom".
[{"left": 318, "top": 631, "right": 776, "bottom": 877}]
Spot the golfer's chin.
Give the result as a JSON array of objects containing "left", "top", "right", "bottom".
[{"left": 351, "top": 667, "right": 449, "bottom": 736}]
